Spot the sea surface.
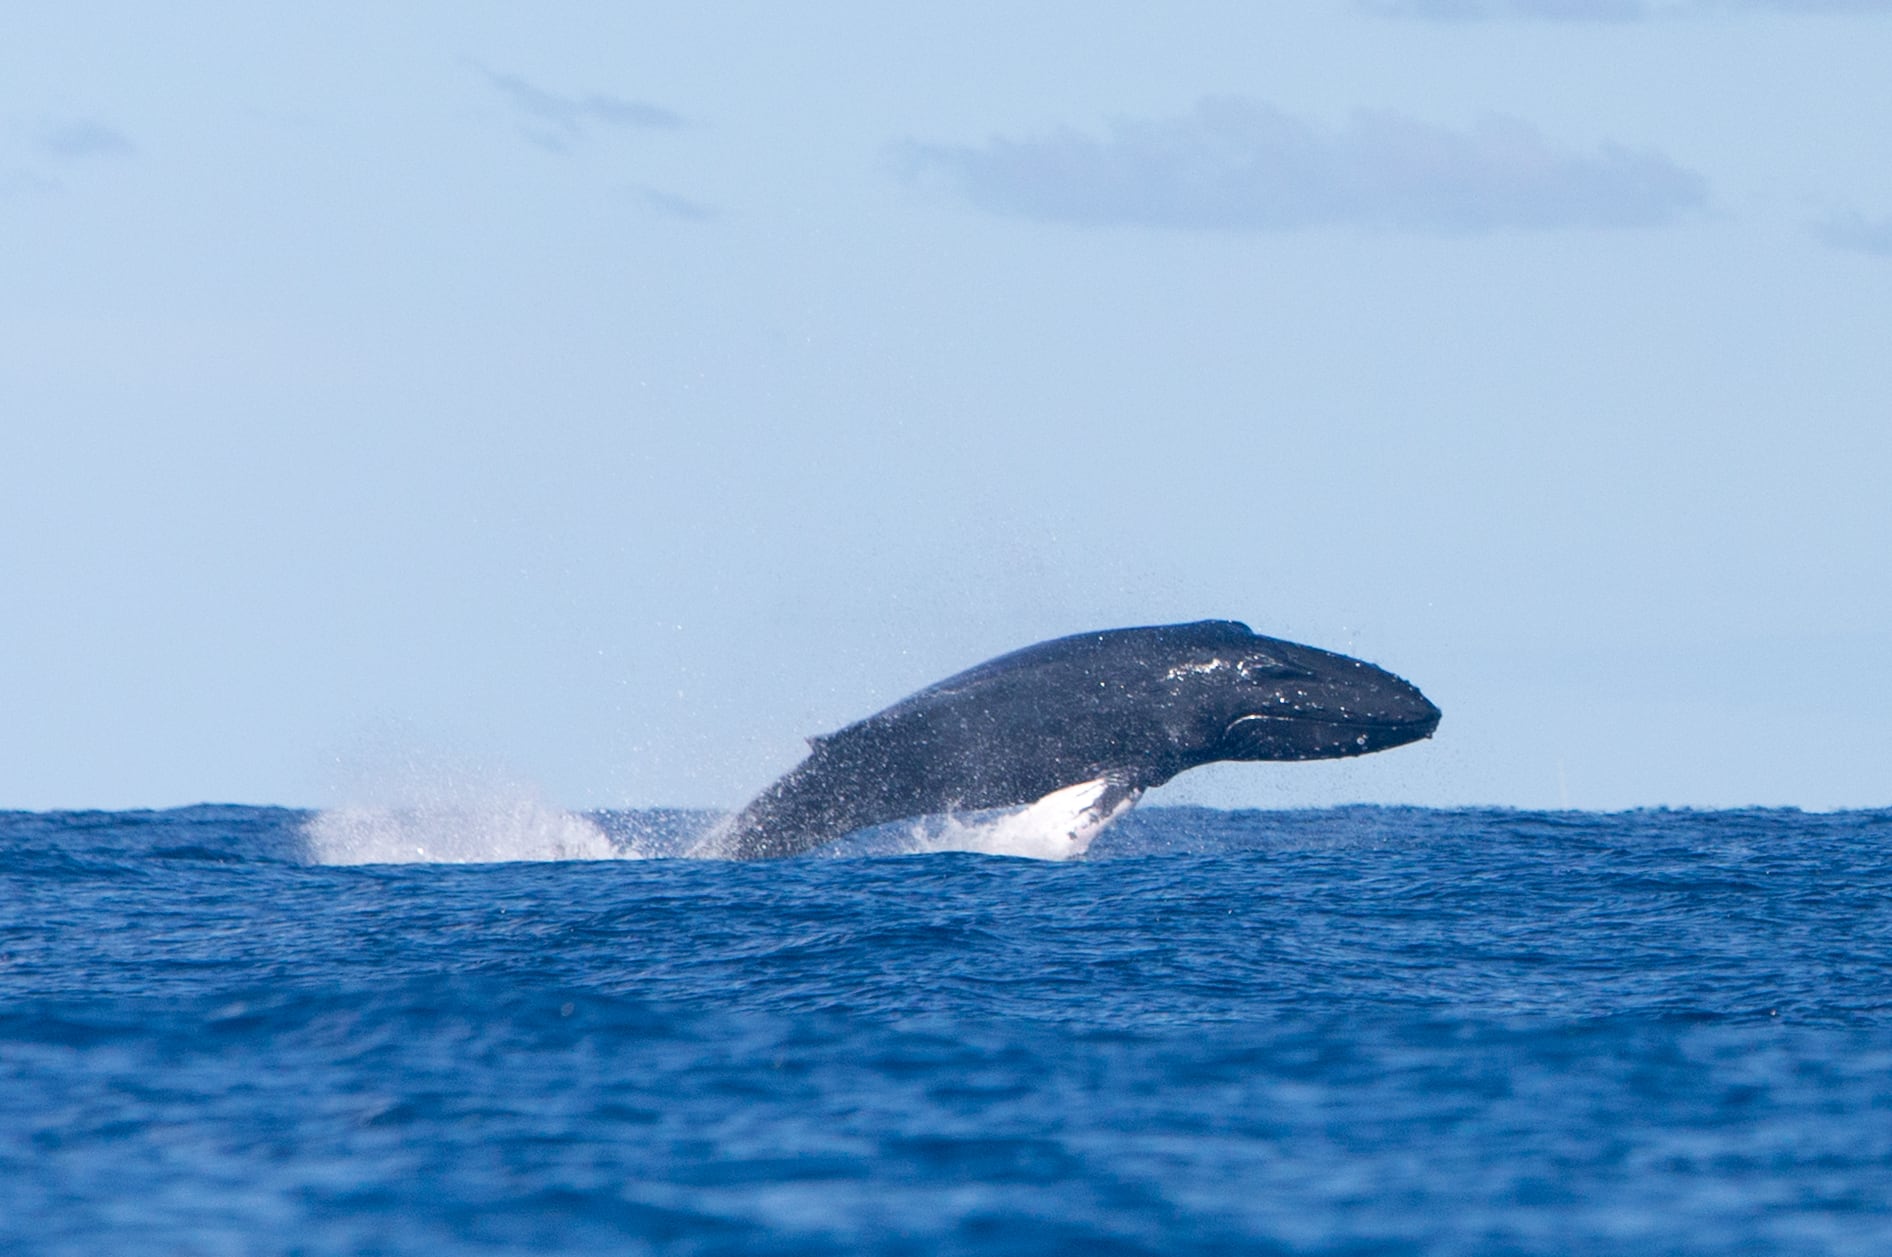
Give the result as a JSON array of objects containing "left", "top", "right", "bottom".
[{"left": 3, "top": 803, "right": 1890, "bottom": 1255}]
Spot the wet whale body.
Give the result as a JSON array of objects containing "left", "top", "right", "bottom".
[{"left": 696, "top": 620, "right": 1441, "bottom": 860}]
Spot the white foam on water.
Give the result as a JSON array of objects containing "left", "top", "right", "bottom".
[
  {"left": 302, "top": 729, "right": 649, "bottom": 865},
  {"left": 303, "top": 799, "right": 629, "bottom": 865}
]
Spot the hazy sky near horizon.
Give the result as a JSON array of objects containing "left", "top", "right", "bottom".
[{"left": 3, "top": 2, "right": 1888, "bottom": 813}]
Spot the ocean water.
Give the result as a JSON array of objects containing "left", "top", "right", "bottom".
[{"left": 3, "top": 803, "right": 1890, "bottom": 1255}]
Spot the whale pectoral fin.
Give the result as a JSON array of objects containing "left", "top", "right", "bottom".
[
  {"left": 990, "top": 775, "right": 1143, "bottom": 859},
  {"left": 1075, "top": 775, "right": 1145, "bottom": 849}
]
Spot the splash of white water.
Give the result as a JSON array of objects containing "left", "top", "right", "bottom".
[
  {"left": 303, "top": 798, "right": 628, "bottom": 865},
  {"left": 302, "top": 731, "right": 645, "bottom": 865}
]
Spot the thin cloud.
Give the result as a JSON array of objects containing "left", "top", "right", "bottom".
[
  {"left": 898, "top": 97, "right": 1707, "bottom": 234},
  {"left": 1718, "top": 0, "right": 1892, "bottom": 9},
  {"left": 629, "top": 183, "right": 717, "bottom": 223},
  {"left": 1361, "top": 0, "right": 1892, "bottom": 19},
  {"left": 479, "top": 67, "right": 683, "bottom": 153},
  {"left": 1361, "top": 0, "right": 1653, "bottom": 17},
  {"left": 1812, "top": 210, "right": 1892, "bottom": 256},
  {"left": 36, "top": 119, "right": 135, "bottom": 160},
  {"left": 0, "top": 169, "right": 59, "bottom": 197}
]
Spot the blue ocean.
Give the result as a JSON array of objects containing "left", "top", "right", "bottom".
[{"left": 4, "top": 803, "right": 1889, "bottom": 1254}]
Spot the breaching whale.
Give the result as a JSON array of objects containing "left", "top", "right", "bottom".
[{"left": 694, "top": 619, "right": 1440, "bottom": 860}]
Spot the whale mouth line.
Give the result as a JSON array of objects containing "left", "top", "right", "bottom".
[{"left": 1230, "top": 713, "right": 1439, "bottom": 734}]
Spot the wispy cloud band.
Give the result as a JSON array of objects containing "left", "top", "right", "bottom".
[
  {"left": 1812, "top": 210, "right": 1892, "bottom": 256},
  {"left": 480, "top": 68, "right": 683, "bottom": 153},
  {"left": 37, "top": 118, "right": 135, "bottom": 160},
  {"left": 1361, "top": 0, "right": 1892, "bottom": 20},
  {"left": 899, "top": 98, "right": 1707, "bottom": 234}
]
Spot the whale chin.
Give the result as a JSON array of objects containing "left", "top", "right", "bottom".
[{"left": 1221, "top": 710, "right": 1441, "bottom": 762}]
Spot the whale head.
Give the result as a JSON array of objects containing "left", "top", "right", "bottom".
[{"left": 1159, "top": 626, "right": 1440, "bottom": 763}]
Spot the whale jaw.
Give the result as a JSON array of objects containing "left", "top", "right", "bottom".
[{"left": 1221, "top": 709, "right": 1441, "bottom": 762}]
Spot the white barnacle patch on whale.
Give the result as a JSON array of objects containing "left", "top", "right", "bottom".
[
  {"left": 1163, "top": 658, "right": 1231, "bottom": 681},
  {"left": 1164, "top": 656, "right": 1283, "bottom": 683}
]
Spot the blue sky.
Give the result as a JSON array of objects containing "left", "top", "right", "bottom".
[{"left": 2, "top": 2, "right": 1888, "bottom": 812}]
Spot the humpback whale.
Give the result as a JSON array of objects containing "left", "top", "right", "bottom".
[{"left": 695, "top": 620, "right": 1440, "bottom": 859}]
